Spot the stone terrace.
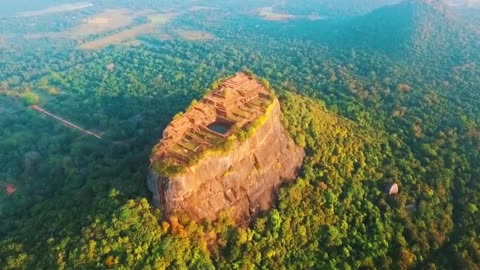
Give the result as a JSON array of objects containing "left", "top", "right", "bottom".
[{"left": 151, "top": 72, "right": 272, "bottom": 165}]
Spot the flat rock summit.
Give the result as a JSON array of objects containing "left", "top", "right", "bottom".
[{"left": 148, "top": 72, "right": 304, "bottom": 224}]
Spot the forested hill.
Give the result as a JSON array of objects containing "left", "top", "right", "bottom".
[{"left": 330, "top": 0, "right": 480, "bottom": 64}]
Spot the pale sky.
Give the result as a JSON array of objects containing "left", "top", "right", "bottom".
[{"left": 446, "top": 0, "right": 480, "bottom": 7}]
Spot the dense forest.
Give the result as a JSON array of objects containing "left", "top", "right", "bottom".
[{"left": 0, "top": 0, "right": 479, "bottom": 269}]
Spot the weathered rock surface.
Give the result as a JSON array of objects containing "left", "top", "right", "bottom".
[
  {"left": 148, "top": 99, "right": 304, "bottom": 223},
  {"left": 147, "top": 74, "right": 304, "bottom": 224}
]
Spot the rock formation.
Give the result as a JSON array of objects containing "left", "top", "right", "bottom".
[{"left": 147, "top": 72, "right": 304, "bottom": 224}]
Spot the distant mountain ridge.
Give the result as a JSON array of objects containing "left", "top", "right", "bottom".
[{"left": 332, "top": 0, "right": 480, "bottom": 64}]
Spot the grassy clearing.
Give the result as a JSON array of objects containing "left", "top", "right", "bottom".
[
  {"left": 257, "top": 7, "right": 296, "bottom": 21},
  {"left": 147, "top": 12, "right": 177, "bottom": 24},
  {"left": 190, "top": 6, "right": 220, "bottom": 12},
  {"left": 79, "top": 12, "right": 177, "bottom": 50},
  {"left": 18, "top": 8, "right": 212, "bottom": 48},
  {"left": 79, "top": 24, "right": 158, "bottom": 50},
  {"left": 70, "top": 9, "right": 135, "bottom": 39},
  {"left": 177, "top": 30, "right": 215, "bottom": 41}
]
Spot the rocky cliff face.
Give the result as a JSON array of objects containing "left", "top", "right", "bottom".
[
  {"left": 148, "top": 98, "right": 304, "bottom": 224},
  {"left": 148, "top": 72, "right": 304, "bottom": 224}
]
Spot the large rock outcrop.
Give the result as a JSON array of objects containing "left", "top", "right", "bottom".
[{"left": 147, "top": 73, "right": 304, "bottom": 224}]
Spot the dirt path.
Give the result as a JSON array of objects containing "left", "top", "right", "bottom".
[{"left": 31, "top": 105, "right": 102, "bottom": 139}]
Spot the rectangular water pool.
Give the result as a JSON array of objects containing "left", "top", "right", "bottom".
[{"left": 207, "top": 121, "right": 233, "bottom": 135}]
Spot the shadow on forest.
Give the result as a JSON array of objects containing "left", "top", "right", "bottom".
[{"left": 0, "top": 90, "right": 197, "bottom": 235}]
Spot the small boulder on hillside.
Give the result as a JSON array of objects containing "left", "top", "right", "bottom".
[{"left": 388, "top": 183, "right": 399, "bottom": 195}]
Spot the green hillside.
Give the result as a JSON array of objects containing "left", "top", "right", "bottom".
[{"left": 334, "top": 0, "right": 480, "bottom": 62}]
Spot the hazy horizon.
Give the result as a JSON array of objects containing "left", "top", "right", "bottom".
[{"left": 0, "top": 0, "right": 478, "bottom": 18}]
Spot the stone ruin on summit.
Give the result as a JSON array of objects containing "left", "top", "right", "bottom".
[{"left": 151, "top": 72, "right": 272, "bottom": 165}]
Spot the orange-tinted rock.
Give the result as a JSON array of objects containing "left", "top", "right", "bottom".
[{"left": 148, "top": 73, "right": 304, "bottom": 224}]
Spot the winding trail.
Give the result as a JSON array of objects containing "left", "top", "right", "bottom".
[{"left": 31, "top": 105, "right": 102, "bottom": 139}]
